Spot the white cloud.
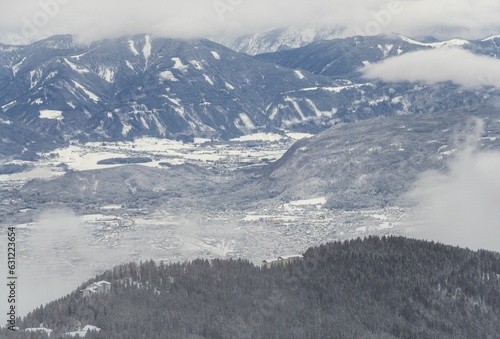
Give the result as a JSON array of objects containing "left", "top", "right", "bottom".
[
  {"left": 407, "top": 118, "right": 500, "bottom": 253},
  {"left": 0, "top": 0, "right": 499, "bottom": 44},
  {"left": 361, "top": 48, "right": 500, "bottom": 89}
]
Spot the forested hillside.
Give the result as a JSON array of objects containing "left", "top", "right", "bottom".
[{"left": 5, "top": 236, "right": 500, "bottom": 338}]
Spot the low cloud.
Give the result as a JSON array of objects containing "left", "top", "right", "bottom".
[
  {"left": 407, "top": 118, "right": 500, "bottom": 253},
  {"left": 361, "top": 47, "right": 500, "bottom": 89}
]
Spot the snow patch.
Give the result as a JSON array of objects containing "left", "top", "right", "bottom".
[
  {"left": 39, "top": 110, "right": 63, "bottom": 120},
  {"left": 288, "top": 197, "right": 327, "bottom": 206},
  {"left": 160, "top": 71, "right": 178, "bottom": 81},
  {"left": 238, "top": 113, "right": 256, "bottom": 129},
  {"left": 294, "top": 70, "right": 305, "bottom": 79},
  {"left": 399, "top": 35, "right": 470, "bottom": 48},
  {"left": 231, "top": 133, "right": 283, "bottom": 142},
  {"left": 203, "top": 74, "right": 214, "bottom": 86},
  {"left": 29, "top": 69, "right": 42, "bottom": 89},
  {"left": 72, "top": 81, "right": 100, "bottom": 102},
  {"left": 286, "top": 132, "right": 314, "bottom": 140},
  {"left": 128, "top": 40, "right": 139, "bottom": 55},
  {"left": 122, "top": 122, "right": 132, "bottom": 136},
  {"left": 284, "top": 97, "right": 306, "bottom": 120},
  {"left": 125, "top": 60, "right": 135, "bottom": 70},
  {"left": 143, "top": 34, "right": 152, "bottom": 66},
  {"left": 482, "top": 35, "right": 500, "bottom": 42},
  {"left": 66, "top": 325, "right": 100, "bottom": 337},
  {"left": 211, "top": 51, "right": 221, "bottom": 60},
  {"left": 190, "top": 60, "right": 204, "bottom": 70},
  {"left": 171, "top": 57, "right": 188, "bottom": 72},
  {"left": 0, "top": 117, "right": 12, "bottom": 125},
  {"left": 163, "top": 95, "right": 181, "bottom": 106},
  {"left": 64, "top": 58, "right": 89, "bottom": 73},
  {"left": 12, "top": 56, "right": 27, "bottom": 76},
  {"left": 98, "top": 66, "right": 115, "bottom": 83},
  {"left": 1, "top": 100, "right": 16, "bottom": 112}
]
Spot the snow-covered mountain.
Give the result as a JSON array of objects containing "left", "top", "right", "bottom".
[
  {"left": 239, "top": 105, "right": 500, "bottom": 209},
  {"left": 0, "top": 34, "right": 497, "bottom": 157},
  {"left": 0, "top": 34, "right": 365, "bottom": 147},
  {"left": 218, "top": 25, "right": 342, "bottom": 55},
  {"left": 257, "top": 34, "right": 500, "bottom": 78}
]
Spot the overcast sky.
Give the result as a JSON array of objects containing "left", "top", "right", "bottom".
[{"left": 0, "top": 0, "right": 499, "bottom": 44}]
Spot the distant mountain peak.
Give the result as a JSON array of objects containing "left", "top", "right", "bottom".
[{"left": 218, "top": 25, "right": 343, "bottom": 55}]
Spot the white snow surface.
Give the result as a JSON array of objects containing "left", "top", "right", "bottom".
[
  {"left": 160, "top": 70, "right": 179, "bottom": 82},
  {"left": 171, "top": 57, "right": 188, "bottom": 72},
  {"left": 294, "top": 70, "right": 305, "bottom": 79},
  {"left": 231, "top": 133, "right": 284, "bottom": 142},
  {"left": 203, "top": 74, "right": 214, "bottom": 85},
  {"left": 72, "top": 80, "right": 100, "bottom": 102},
  {"left": 143, "top": 35, "right": 152, "bottom": 66},
  {"left": 399, "top": 35, "right": 470, "bottom": 48},
  {"left": 288, "top": 197, "right": 327, "bottom": 206},
  {"left": 39, "top": 110, "right": 63, "bottom": 120},
  {"left": 66, "top": 325, "right": 101, "bottom": 337},
  {"left": 64, "top": 58, "right": 90, "bottom": 73},
  {"left": 211, "top": 51, "right": 221, "bottom": 60},
  {"left": 128, "top": 40, "right": 140, "bottom": 55}
]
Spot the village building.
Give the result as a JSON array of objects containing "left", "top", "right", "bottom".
[
  {"left": 80, "top": 281, "right": 111, "bottom": 298},
  {"left": 262, "top": 254, "right": 304, "bottom": 268},
  {"left": 262, "top": 258, "right": 281, "bottom": 269},
  {"left": 278, "top": 254, "right": 304, "bottom": 265}
]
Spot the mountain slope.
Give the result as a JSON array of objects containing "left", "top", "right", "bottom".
[
  {"left": 1, "top": 34, "right": 497, "bottom": 152},
  {"left": 256, "top": 34, "right": 500, "bottom": 79},
  {"left": 0, "top": 34, "right": 360, "bottom": 143},
  {"left": 234, "top": 106, "right": 500, "bottom": 209}
]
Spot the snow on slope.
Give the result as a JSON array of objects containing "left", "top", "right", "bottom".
[{"left": 399, "top": 35, "right": 470, "bottom": 48}]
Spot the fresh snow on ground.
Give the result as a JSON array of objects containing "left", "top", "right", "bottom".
[
  {"left": 203, "top": 74, "right": 214, "bottom": 86},
  {"left": 143, "top": 35, "right": 152, "bottom": 67},
  {"left": 230, "top": 133, "right": 284, "bottom": 142},
  {"left": 288, "top": 197, "right": 327, "bottom": 206},
  {"left": 399, "top": 35, "right": 470, "bottom": 48},
  {"left": 160, "top": 70, "right": 179, "bottom": 82},
  {"left": 211, "top": 51, "right": 221, "bottom": 60},
  {"left": 64, "top": 58, "right": 89, "bottom": 73},
  {"left": 128, "top": 40, "right": 139, "bottom": 55},
  {"left": 39, "top": 110, "right": 63, "bottom": 120},
  {"left": 171, "top": 57, "right": 188, "bottom": 72},
  {"left": 72, "top": 81, "right": 100, "bottom": 102},
  {"left": 294, "top": 70, "right": 305, "bottom": 79},
  {"left": 66, "top": 325, "right": 101, "bottom": 337}
]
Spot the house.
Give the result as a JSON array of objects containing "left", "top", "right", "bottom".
[
  {"left": 80, "top": 281, "right": 111, "bottom": 297},
  {"left": 262, "top": 254, "right": 304, "bottom": 268},
  {"left": 262, "top": 258, "right": 281, "bottom": 269},
  {"left": 278, "top": 254, "right": 304, "bottom": 265}
]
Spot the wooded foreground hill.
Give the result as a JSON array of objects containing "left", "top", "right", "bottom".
[{"left": 5, "top": 236, "right": 500, "bottom": 338}]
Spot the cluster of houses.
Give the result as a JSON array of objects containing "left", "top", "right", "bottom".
[
  {"left": 262, "top": 254, "right": 304, "bottom": 268},
  {"left": 80, "top": 281, "right": 111, "bottom": 298}
]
